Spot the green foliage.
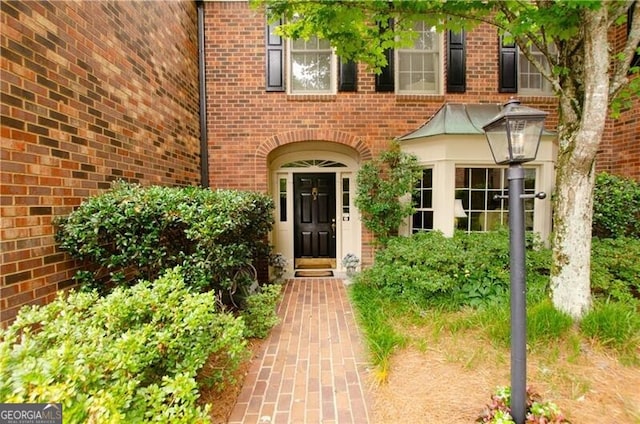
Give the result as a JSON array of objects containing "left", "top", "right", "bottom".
[
  {"left": 592, "top": 172, "right": 640, "bottom": 239},
  {"left": 360, "top": 229, "right": 551, "bottom": 309},
  {"left": 477, "top": 386, "right": 569, "bottom": 423},
  {"left": 0, "top": 268, "right": 247, "bottom": 423},
  {"left": 591, "top": 237, "right": 640, "bottom": 303},
  {"left": 241, "top": 283, "right": 283, "bottom": 339},
  {"left": 527, "top": 300, "right": 574, "bottom": 343},
  {"left": 580, "top": 301, "right": 640, "bottom": 352},
  {"left": 355, "top": 141, "right": 422, "bottom": 247},
  {"left": 477, "top": 301, "right": 574, "bottom": 349},
  {"left": 349, "top": 282, "right": 405, "bottom": 383},
  {"left": 55, "top": 182, "right": 274, "bottom": 297}
]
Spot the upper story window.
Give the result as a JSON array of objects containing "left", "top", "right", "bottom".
[
  {"left": 519, "top": 45, "right": 553, "bottom": 94},
  {"left": 289, "top": 36, "right": 336, "bottom": 94},
  {"left": 396, "top": 22, "right": 443, "bottom": 94},
  {"left": 499, "top": 36, "right": 554, "bottom": 95}
]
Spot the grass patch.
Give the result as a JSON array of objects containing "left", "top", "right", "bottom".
[
  {"left": 349, "top": 282, "right": 406, "bottom": 383},
  {"left": 580, "top": 300, "right": 640, "bottom": 362}
]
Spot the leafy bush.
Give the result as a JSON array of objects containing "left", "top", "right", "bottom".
[
  {"left": 55, "top": 182, "right": 274, "bottom": 296},
  {"left": 0, "top": 268, "right": 247, "bottom": 423},
  {"left": 477, "top": 386, "right": 568, "bottom": 423},
  {"left": 580, "top": 301, "right": 640, "bottom": 351},
  {"left": 360, "top": 229, "right": 551, "bottom": 309},
  {"left": 355, "top": 141, "right": 422, "bottom": 246},
  {"left": 591, "top": 237, "right": 640, "bottom": 302},
  {"left": 592, "top": 172, "right": 640, "bottom": 239},
  {"left": 241, "top": 283, "right": 283, "bottom": 339}
]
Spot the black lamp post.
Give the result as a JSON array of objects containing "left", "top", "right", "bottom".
[{"left": 483, "top": 99, "right": 548, "bottom": 424}]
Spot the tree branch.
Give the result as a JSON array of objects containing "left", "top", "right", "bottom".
[{"left": 610, "top": 2, "right": 640, "bottom": 97}]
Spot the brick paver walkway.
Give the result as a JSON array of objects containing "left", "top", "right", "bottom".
[{"left": 228, "top": 278, "right": 372, "bottom": 424}]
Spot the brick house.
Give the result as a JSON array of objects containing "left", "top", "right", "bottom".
[{"left": 1, "top": 0, "right": 638, "bottom": 326}]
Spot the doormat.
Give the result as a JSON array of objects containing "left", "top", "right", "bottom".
[{"left": 294, "top": 270, "right": 334, "bottom": 278}]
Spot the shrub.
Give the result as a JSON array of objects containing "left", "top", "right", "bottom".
[
  {"left": 580, "top": 301, "right": 640, "bottom": 351},
  {"left": 55, "top": 182, "right": 274, "bottom": 297},
  {"left": 591, "top": 237, "right": 640, "bottom": 302},
  {"left": 355, "top": 141, "right": 422, "bottom": 247},
  {"left": 360, "top": 230, "right": 551, "bottom": 309},
  {"left": 241, "top": 283, "right": 283, "bottom": 339},
  {"left": 0, "top": 268, "right": 247, "bottom": 423},
  {"left": 592, "top": 172, "right": 640, "bottom": 239}
]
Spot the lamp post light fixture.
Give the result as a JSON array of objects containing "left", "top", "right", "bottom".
[{"left": 483, "top": 99, "right": 548, "bottom": 424}]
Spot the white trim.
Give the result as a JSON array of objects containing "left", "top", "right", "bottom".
[
  {"left": 287, "top": 37, "right": 337, "bottom": 95},
  {"left": 269, "top": 142, "right": 361, "bottom": 277}
]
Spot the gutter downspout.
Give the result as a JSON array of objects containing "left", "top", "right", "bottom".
[{"left": 197, "top": 0, "right": 209, "bottom": 187}]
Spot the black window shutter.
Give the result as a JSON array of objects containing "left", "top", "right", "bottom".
[
  {"left": 266, "top": 18, "right": 285, "bottom": 92},
  {"left": 375, "top": 47, "right": 395, "bottom": 92},
  {"left": 447, "top": 30, "right": 466, "bottom": 93},
  {"left": 338, "top": 58, "right": 357, "bottom": 92},
  {"left": 499, "top": 36, "right": 518, "bottom": 93},
  {"left": 629, "top": 2, "right": 640, "bottom": 69}
]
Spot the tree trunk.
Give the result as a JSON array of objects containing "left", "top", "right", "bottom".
[{"left": 550, "top": 7, "right": 610, "bottom": 320}]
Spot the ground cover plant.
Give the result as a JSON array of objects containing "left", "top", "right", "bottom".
[
  {"left": 55, "top": 181, "right": 274, "bottom": 302},
  {"left": 350, "top": 230, "right": 640, "bottom": 422},
  {"left": 0, "top": 268, "right": 247, "bottom": 423}
]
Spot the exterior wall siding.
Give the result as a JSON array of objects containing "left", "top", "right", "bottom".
[{"left": 0, "top": 0, "right": 201, "bottom": 327}]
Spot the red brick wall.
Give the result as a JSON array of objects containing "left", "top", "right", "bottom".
[
  {"left": 204, "top": 2, "right": 560, "bottom": 191},
  {"left": 598, "top": 87, "right": 640, "bottom": 181},
  {"left": 203, "top": 2, "right": 561, "bottom": 265},
  {"left": 0, "top": 0, "right": 201, "bottom": 327},
  {"left": 596, "top": 24, "right": 640, "bottom": 181}
]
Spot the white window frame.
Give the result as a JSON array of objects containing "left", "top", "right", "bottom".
[
  {"left": 455, "top": 166, "right": 536, "bottom": 233},
  {"left": 396, "top": 22, "right": 444, "bottom": 95},
  {"left": 518, "top": 45, "right": 554, "bottom": 95},
  {"left": 411, "top": 168, "right": 434, "bottom": 233},
  {"left": 287, "top": 36, "right": 337, "bottom": 95}
]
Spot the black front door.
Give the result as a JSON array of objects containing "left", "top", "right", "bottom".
[{"left": 294, "top": 173, "right": 336, "bottom": 259}]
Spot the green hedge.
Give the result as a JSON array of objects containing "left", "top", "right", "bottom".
[
  {"left": 360, "top": 229, "right": 551, "bottom": 309},
  {"left": 593, "top": 172, "right": 640, "bottom": 239},
  {"left": 0, "top": 268, "right": 247, "bottom": 423},
  {"left": 591, "top": 237, "right": 640, "bottom": 303},
  {"left": 55, "top": 182, "right": 274, "bottom": 295}
]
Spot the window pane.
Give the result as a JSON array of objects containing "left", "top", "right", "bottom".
[
  {"left": 290, "top": 35, "right": 332, "bottom": 93},
  {"left": 411, "top": 169, "right": 434, "bottom": 232},
  {"left": 455, "top": 167, "right": 536, "bottom": 233},
  {"left": 397, "top": 23, "right": 440, "bottom": 94},
  {"left": 519, "top": 45, "right": 553, "bottom": 94},
  {"left": 342, "top": 177, "right": 350, "bottom": 219},
  {"left": 291, "top": 53, "right": 331, "bottom": 91},
  {"left": 279, "top": 178, "right": 287, "bottom": 222}
]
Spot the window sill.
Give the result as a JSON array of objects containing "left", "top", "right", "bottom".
[
  {"left": 395, "top": 94, "right": 445, "bottom": 103},
  {"left": 286, "top": 94, "right": 337, "bottom": 102}
]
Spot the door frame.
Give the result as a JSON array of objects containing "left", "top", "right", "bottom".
[{"left": 268, "top": 142, "right": 361, "bottom": 277}]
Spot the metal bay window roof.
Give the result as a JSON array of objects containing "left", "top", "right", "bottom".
[{"left": 397, "top": 103, "right": 554, "bottom": 141}]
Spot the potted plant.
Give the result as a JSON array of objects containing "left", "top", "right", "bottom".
[
  {"left": 269, "top": 253, "right": 288, "bottom": 280},
  {"left": 341, "top": 253, "right": 360, "bottom": 277}
]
